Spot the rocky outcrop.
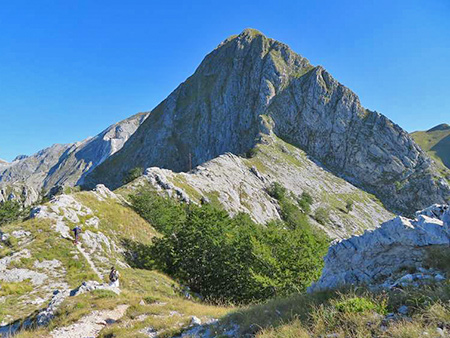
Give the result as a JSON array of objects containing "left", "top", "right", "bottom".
[
  {"left": 309, "top": 204, "right": 450, "bottom": 292},
  {"left": 0, "top": 113, "right": 148, "bottom": 206},
  {"left": 86, "top": 29, "right": 449, "bottom": 216}
]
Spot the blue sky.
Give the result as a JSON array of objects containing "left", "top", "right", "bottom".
[{"left": 0, "top": 0, "right": 449, "bottom": 161}]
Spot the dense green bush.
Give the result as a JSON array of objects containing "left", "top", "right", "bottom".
[
  {"left": 314, "top": 207, "right": 330, "bottom": 225},
  {"left": 0, "top": 200, "right": 23, "bottom": 226},
  {"left": 345, "top": 200, "right": 354, "bottom": 213},
  {"left": 334, "top": 296, "right": 386, "bottom": 314},
  {"left": 123, "top": 167, "right": 144, "bottom": 184},
  {"left": 297, "top": 192, "right": 313, "bottom": 214},
  {"left": 129, "top": 189, "right": 186, "bottom": 234},
  {"left": 130, "top": 187, "right": 329, "bottom": 304},
  {"left": 267, "top": 182, "right": 287, "bottom": 200}
]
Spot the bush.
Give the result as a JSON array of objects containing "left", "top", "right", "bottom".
[
  {"left": 267, "top": 182, "right": 286, "bottom": 200},
  {"left": 245, "top": 147, "right": 259, "bottom": 158},
  {"left": 0, "top": 200, "right": 23, "bottom": 226},
  {"left": 334, "top": 296, "right": 386, "bottom": 314},
  {"left": 314, "top": 207, "right": 330, "bottom": 225},
  {"left": 297, "top": 192, "right": 313, "bottom": 214},
  {"left": 123, "top": 167, "right": 144, "bottom": 184},
  {"left": 130, "top": 189, "right": 329, "bottom": 304},
  {"left": 129, "top": 189, "right": 186, "bottom": 234},
  {"left": 345, "top": 200, "right": 354, "bottom": 213}
]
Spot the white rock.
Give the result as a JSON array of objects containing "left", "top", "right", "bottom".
[
  {"left": 191, "top": 316, "right": 202, "bottom": 326},
  {"left": 309, "top": 205, "right": 450, "bottom": 292}
]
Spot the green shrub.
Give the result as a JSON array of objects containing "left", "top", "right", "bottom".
[
  {"left": 0, "top": 200, "right": 23, "bottom": 226},
  {"left": 129, "top": 189, "right": 329, "bottom": 304},
  {"left": 129, "top": 189, "right": 186, "bottom": 234},
  {"left": 314, "top": 207, "right": 330, "bottom": 225},
  {"left": 123, "top": 167, "right": 144, "bottom": 184},
  {"left": 334, "top": 296, "right": 386, "bottom": 315},
  {"left": 345, "top": 200, "right": 354, "bottom": 213},
  {"left": 267, "top": 182, "right": 286, "bottom": 200},
  {"left": 245, "top": 147, "right": 259, "bottom": 158},
  {"left": 297, "top": 192, "right": 313, "bottom": 214}
]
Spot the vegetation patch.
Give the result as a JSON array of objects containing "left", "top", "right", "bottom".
[
  {"left": 0, "top": 280, "right": 33, "bottom": 296},
  {"left": 0, "top": 200, "right": 27, "bottom": 226},
  {"left": 129, "top": 187, "right": 328, "bottom": 304}
]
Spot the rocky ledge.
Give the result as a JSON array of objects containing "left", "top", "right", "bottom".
[{"left": 309, "top": 204, "right": 450, "bottom": 292}]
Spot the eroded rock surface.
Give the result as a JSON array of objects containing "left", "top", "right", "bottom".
[{"left": 310, "top": 204, "right": 450, "bottom": 292}]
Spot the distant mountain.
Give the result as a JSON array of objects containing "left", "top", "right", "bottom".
[
  {"left": 411, "top": 123, "right": 450, "bottom": 171},
  {"left": 0, "top": 112, "right": 149, "bottom": 205},
  {"left": 85, "top": 28, "right": 449, "bottom": 215}
]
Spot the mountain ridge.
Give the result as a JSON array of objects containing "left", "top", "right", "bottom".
[{"left": 0, "top": 112, "right": 149, "bottom": 205}]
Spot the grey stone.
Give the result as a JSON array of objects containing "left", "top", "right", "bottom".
[
  {"left": 191, "top": 316, "right": 202, "bottom": 326},
  {"left": 309, "top": 204, "right": 450, "bottom": 292},
  {"left": 397, "top": 305, "right": 409, "bottom": 315}
]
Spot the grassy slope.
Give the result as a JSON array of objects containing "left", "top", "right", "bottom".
[
  {"left": 411, "top": 126, "right": 450, "bottom": 177},
  {"left": 6, "top": 186, "right": 449, "bottom": 337},
  {"left": 5, "top": 191, "right": 233, "bottom": 337}
]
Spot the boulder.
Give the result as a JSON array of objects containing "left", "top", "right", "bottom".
[{"left": 309, "top": 204, "right": 450, "bottom": 292}]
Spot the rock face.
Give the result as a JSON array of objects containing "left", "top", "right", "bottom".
[
  {"left": 86, "top": 29, "right": 449, "bottom": 215},
  {"left": 0, "top": 113, "right": 148, "bottom": 205},
  {"left": 309, "top": 204, "right": 450, "bottom": 292}
]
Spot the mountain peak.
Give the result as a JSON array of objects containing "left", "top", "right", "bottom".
[
  {"left": 427, "top": 123, "right": 450, "bottom": 132},
  {"left": 85, "top": 30, "right": 450, "bottom": 215},
  {"left": 240, "top": 28, "right": 264, "bottom": 37}
]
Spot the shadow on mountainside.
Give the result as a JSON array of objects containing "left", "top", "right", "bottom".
[{"left": 432, "top": 134, "right": 450, "bottom": 169}]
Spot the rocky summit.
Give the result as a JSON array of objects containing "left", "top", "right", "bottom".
[{"left": 85, "top": 28, "right": 449, "bottom": 216}]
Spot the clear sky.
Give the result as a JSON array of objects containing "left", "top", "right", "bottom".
[{"left": 0, "top": 0, "right": 449, "bottom": 162}]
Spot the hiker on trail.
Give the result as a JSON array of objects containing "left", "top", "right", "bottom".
[
  {"left": 109, "top": 266, "right": 120, "bottom": 287},
  {"left": 72, "top": 225, "right": 81, "bottom": 244}
]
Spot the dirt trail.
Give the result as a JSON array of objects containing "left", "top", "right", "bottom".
[
  {"left": 76, "top": 242, "right": 103, "bottom": 281},
  {"left": 50, "top": 304, "right": 129, "bottom": 338}
]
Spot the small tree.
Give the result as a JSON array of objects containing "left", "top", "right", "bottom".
[
  {"left": 314, "top": 207, "right": 330, "bottom": 225},
  {"left": 123, "top": 167, "right": 144, "bottom": 184},
  {"left": 345, "top": 200, "right": 354, "bottom": 213},
  {"left": 0, "top": 201, "right": 22, "bottom": 226},
  {"left": 267, "top": 182, "right": 286, "bottom": 200},
  {"left": 297, "top": 192, "right": 313, "bottom": 214}
]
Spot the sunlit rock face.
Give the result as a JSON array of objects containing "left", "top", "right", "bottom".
[
  {"left": 85, "top": 29, "right": 449, "bottom": 216},
  {"left": 309, "top": 204, "right": 450, "bottom": 292}
]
